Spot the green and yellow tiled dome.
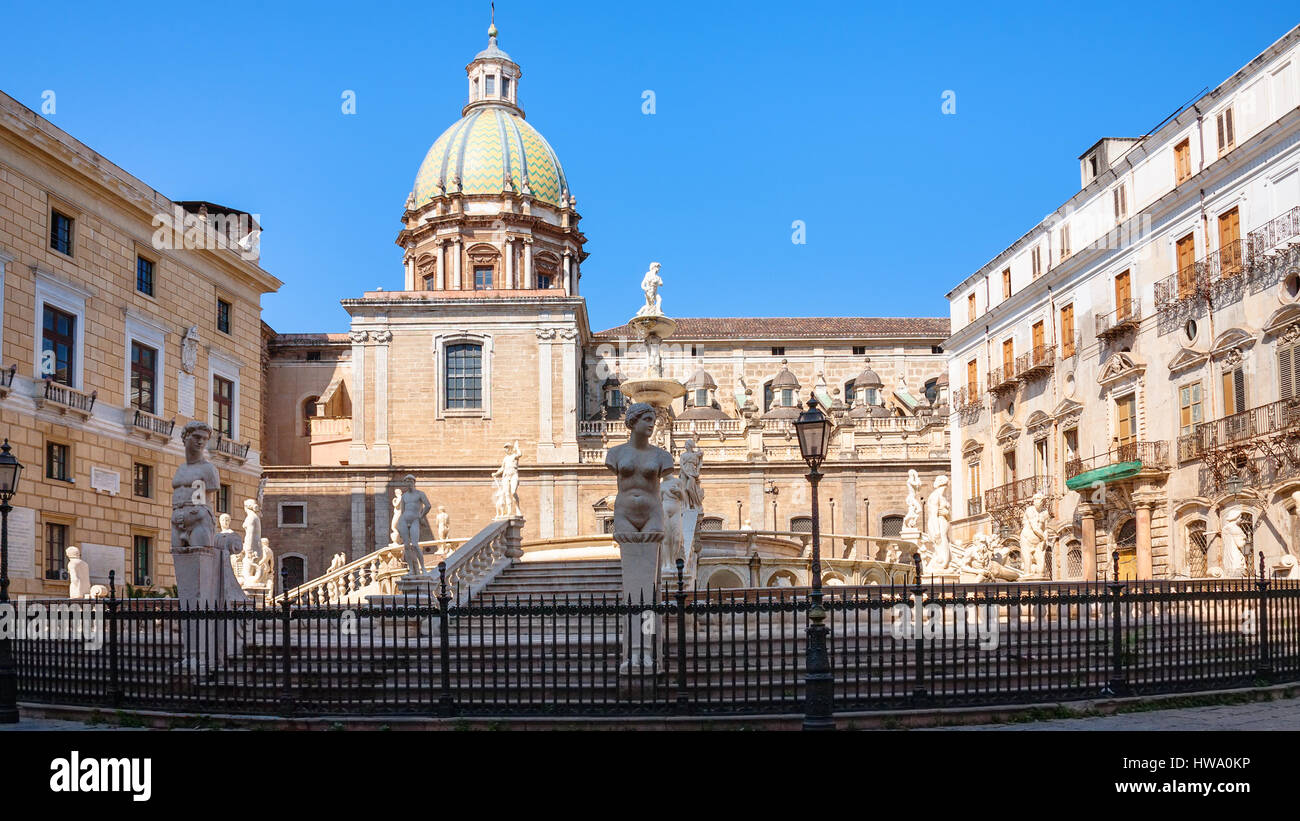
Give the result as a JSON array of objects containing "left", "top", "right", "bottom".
[{"left": 412, "top": 106, "right": 570, "bottom": 209}]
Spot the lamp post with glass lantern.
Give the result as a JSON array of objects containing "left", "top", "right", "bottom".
[
  {"left": 794, "top": 396, "right": 833, "bottom": 730},
  {"left": 0, "top": 439, "right": 25, "bottom": 723}
]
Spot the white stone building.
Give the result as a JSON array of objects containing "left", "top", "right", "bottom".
[{"left": 942, "top": 25, "right": 1300, "bottom": 580}]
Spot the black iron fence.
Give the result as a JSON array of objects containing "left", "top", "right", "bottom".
[{"left": 13, "top": 566, "right": 1300, "bottom": 718}]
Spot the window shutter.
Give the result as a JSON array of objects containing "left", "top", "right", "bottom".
[
  {"left": 1281, "top": 346, "right": 1294, "bottom": 400},
  {"left": 1217, "top": 114, "right": 1226, "bottom": 150},
  {"left": 1226, "top": 109, "right": 1234, "bottom": 146},
  {"left": 1232, "top": 367, "right": 1246, "bottom": 413}
]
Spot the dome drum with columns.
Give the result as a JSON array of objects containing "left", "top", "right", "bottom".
[{"left": 395, "top": 21, "right": 587, "bottom": 296}]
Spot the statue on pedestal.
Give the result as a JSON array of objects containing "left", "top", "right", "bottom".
[
  {"left": 679, "top": 439, "right": 704, "bottom": 510},
  {"left": 171, "top": 421, "right": 221, "bottom": 599},
  {"left": 67, "top": 546, "right": 90, "bottom": 598},
  {"left": 902, "top": 469, "right": 923, "bottom": 534},
  {"left": 1221, "top": 510, "right": 1249, "bottom": 578},
  {"left": 216, "top": 514, "right": 248, "bottom": 602},
  {"left": 1020, "top": 492, "right": 1050, "bottom": 577},
  {"left": 492, "top": 441, "right": 522, "bottom": 519},
  {"left": 661, "top": 476, "right": 688, "bottom": 572},
  {"left": 635, "top": 262, "right": 664, "bottom": 318},
  {"left": 435, "top": 506, "right": 451, "bottom": 542},
  {"left": 242, "top": 499, "right": 262, "bottom": 556},
  {"left": 924, "top": 475, "right": 952, "bottom": 572},
  {"left": 395, "top": 474, "right": 433, "bottom": 575},
  {"left": 390, "top": 488, "right": 403, "bottom": 545}
]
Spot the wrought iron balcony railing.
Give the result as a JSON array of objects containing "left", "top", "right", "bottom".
[
  {"left": 1155, "top": 263, "right": 1210, "bottom": 312},
  {"left": 984, "top": 475, "right": 1053, "bottom": 512},
  {"left": 1096, "top": 298, "right": 1141, "bottom": 340},
  {"left": 1179, "top": 396, "right": 1300, "bottom": 461},
  {"left": 36, "top": 378, "right": 97, "bottom": 419},
  {"left": 987, "top": 366, "right": 1017, "bottom": 395},
  {"left": 1015, "top": 344, "right": 1055, "bottom": 381},
  {"left": 208, "top": 435, "right": 251, "bottom": 461},
  {"left": 126, "top": 407, "right": 175, "bottom": 441},
  {"left": 952, "top": 386, "right": 981, "bottom": 413},
  {"left": 1248, "top": 205, "right": 1300, "bottom": 261},
  {"left": 1066, "top": 441, "right": 1170, "bottom": 481}
]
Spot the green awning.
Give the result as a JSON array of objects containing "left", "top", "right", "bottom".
[{"left": 1065, "top": 460, "right": 1143, "bottom": 491}]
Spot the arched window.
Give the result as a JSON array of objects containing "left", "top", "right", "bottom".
[
  {"left": 281, "top": 555, "right": 306, "bottom": 592},
  {"left": 1186, "top": 521, "right": 1208, "bottom": 577},
  {"left": 302, "top": 395, "right": 319, "bottom": 436},
  {"left": 1066, "top": 540, "right": 1083, "bottom": 579},
  {"left": 880, "top": 515, "right": 904, "bottom": 538},
  {"left": 701, "top": 516, "right": 725, "bottom": 531},
  {"left": 445, "top": 343, "right": 483, "bottom": 409},
  {"left": 790, "top": 516, "right": 813, "bottom": 533}
]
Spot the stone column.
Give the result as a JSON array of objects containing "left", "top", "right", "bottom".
[
  {"left": 452, "top": 239, "right": 462, "bottom": 290},
  {"left": 1135, "top": 498, "right": 1153, "bottom": 580},
  {"left": 504, "top": 237, "right": 514, "bottom": 289},
  {"left": 348, "top": 330, "right": 368, "bottom": 465},
  {"left": 536, "top": 327, "right": 556, "bottom": 461},
  {"left": 1079, "top": 502, "right": 1098, "bottom": 580},
  {"left": 522, "top": 238, "right": 533, "bottom": 288},
  {"left": 563, "top": 250, "right": 573, "bottom": 295},
  {"left": 558, "top": 328, "right": 579, "bottom": 462},
  {"left": 371, "top": 329, "right": 392, "bottom": 465},
  {"left": 403, "top": 248, "right": 415, "bottom": 291},
  {"left": 436, "top": 241, "right": 446, "bottom": 290}
]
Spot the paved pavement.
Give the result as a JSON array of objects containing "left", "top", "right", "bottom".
[
  {"left": 0, "top": 718, "right": 150, "bottom": 731},
  {"left": 933, "top": 698, "right": 1300, "bottom": 730}
]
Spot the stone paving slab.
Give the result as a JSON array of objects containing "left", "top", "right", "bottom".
[{"left": 928, "top": 698, "right": 1300, "bottom": 730}]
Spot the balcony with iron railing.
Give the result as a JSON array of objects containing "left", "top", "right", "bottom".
[
  {"left": 1015, "top": 344, "right": 1055, "bottom": 382},
  {"left": 953, "top": 386, "right": 982, "bottom": 414},
  {"left": 1248, "top": 205, "right": 1300, "bottom": 262},
  {"left": 987, "top": 365, "right": 1017, "bottom": 395},
  {"left": 124, "top": 407, "right": 175, "bottom": 442},
  {"left": 1065, "top": 441, "right": 1169, "bottom": 486},
  {"left": 1177, "top": 396, "right": 1300, "bottom": 462},
  {"left": 1095, "top": 298, "right": 1141, "bottom": 340},
  {"left": 208, "top": 435, "right": 251, "bottom": 462},
  {"left": 34, "top": 378, "right": 97, "bottom": 420},
  {"left": 984, "top": 475, "right": 1053, "bottom": 512},
  {"left": 1155, "top": 263, "right": 1210, "bottom": 314}
]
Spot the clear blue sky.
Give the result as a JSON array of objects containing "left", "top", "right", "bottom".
[{"left": 4, "top": 1, "right": 1297, "bottom": 333}]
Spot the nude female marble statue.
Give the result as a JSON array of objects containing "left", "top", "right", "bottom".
[
  {"left": 435, "top": 505, "right": 451, "bottom": 542},
  {"left": 492, "top": 441, "right": 522, "bottom": 518},
  {"left": 1222, "top": 510, "right": 1249, "bottom": 578},
  {"left": 924, "top": 475, "right": 952, "bottom": 572},
  {"left": 661, "top": 476, "right": 688, "bottom": 569},
  {"left": 242, "top": 499, "right": 262, "bottom": 556},
  {"left": 604, "top": 403, "right": 676, "bottom": 535},
  {"left": 679, "top": 439, "right": 704, "bottom": 510},
  {"left": 395, "top": 474, "right": 433, "bottom": 575}
]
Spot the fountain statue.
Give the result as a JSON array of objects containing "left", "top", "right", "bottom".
[
  {"left": 901, "top": 469, "right": 923, "bottom": 542},
  {"left": 618, "top": 263, "right": 686, "bottom": 449},
  {"left": 66, "top": 546, "right": 90, "bottom": 598},
  {"left": 924, "top": 475, "right": 954, "bottom": 575},
  {"left": 394, "top": 474, "right": 433, "bottom": 575},
  {"left": 1019, "top": 492, "right": 1050, "bottom": 579}
]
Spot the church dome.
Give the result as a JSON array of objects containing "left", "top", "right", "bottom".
[{"left": 412, "top": 108, "right": 570, "bottom": 209}]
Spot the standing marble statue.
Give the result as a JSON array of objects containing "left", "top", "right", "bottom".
[
  {"left": 170, "top": 421, "right": 223, "bottom": 674},
  {"left": 216, "top": 514, "right": 248, "bottom": 602},
  {"left": 661, "top": 476, "right": 688, "bottom": 572},
  {"left": 435, "top": 505, "right": 451, "bottom": 542},
  {"left": 492, "top": 441, "right": 522, "bottom": 519},
  {"left": 924, "top": 475, "right": 952, "bottom": 572},
  {"left": 605, "top": 402, "right": 676, "bottom": 671},
  {"left": 1020, "top": 491, "right": 1050, "bottom": 577},
  {"left": 902, "top": 469, "right": 923, "bottom": 533},
  {"left": 1221, "top": 510, "right": 1249, "bottom": 578},
  {"left": 394, "top": 474, "right": 432, "bottom": 575},
  {"left": 679, "top": 439, "right": 704, "bottom": 510},
  {"left": 390, "top": 487, "right": 403, "bottom": 545},
  {"left": 66, "top": 546, "right": 90, "bottom": 598},
  {"left": 636, "top": 262, "right": 664, "bottom": 318},
  {"left": 242, "top": 499, "right": 262, "bottom": 556}
]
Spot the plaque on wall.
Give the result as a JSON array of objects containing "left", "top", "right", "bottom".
[
  {"left": 80, "top": 543, "right": 125, "bottom": 585},
  {"left": 178, "top": 371, "right": 195, "bottom": 418},
  {"left": 7, "top": 506, "right": 35, "bottom": 580},
  {"left": 90, "top": 466, "right": 120, "bottom": 495}
]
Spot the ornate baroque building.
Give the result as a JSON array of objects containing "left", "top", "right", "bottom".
[
  {"left": 260, "top": 24, "right": 951, "bottom": 586},
  {"left": 943, "top": 25, "right": 1300, "bottom": 580}
]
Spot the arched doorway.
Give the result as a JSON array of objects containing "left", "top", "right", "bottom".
[{"left": 1114, "top": 519, "right": 1137, "bottom": 580}]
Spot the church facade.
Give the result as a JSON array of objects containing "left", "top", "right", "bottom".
[{"left": 260, "top": 24, "right": 951, "bottom": 586}]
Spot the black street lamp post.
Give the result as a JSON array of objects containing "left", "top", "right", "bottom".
[
  {"left": 794, "top": 396, "right": 833, "bottom": 731},
  {"left": 0, "top": 439, "right": 25, "bottom": 724}
]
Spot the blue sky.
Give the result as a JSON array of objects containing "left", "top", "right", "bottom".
[{"left": 3, "top": 1, "right": 1297, "bottom": 333}]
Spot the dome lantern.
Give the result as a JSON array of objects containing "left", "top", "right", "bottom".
[{"left": 464, "top": 16, "right": 522, "bottom": 116}]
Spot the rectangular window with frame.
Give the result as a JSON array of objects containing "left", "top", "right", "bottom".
[
  {"left": 1060, "top": 304, "right": 1075, "bottom": 357},
  {"left": 46, "top": 441, "right": 71, "bottom": 482},
  {"left": 445, "top": 343, "right": 483, "bottom": 409},
  {"left": 1116, "top": 394, "right": 1137, "bottom": 447},
  {"left": 1059, "top": 224, "right": 1071, "bottom": 259},
  {"left": 50, "top": 210, "right": 74, "bottom": 256},
  {"left": 217, "top": 484, "right": 231, "bottom": 515},
  {"left": 1031, "top": 245, "right": 1043, "bottom": 279},
  {"left": 213, "top": 375, "right": 234, "bottom": 436},
  {"left": 966, "top": 359, "right": 978, "bottom": 395},
  {"left": 1063, "top": 428, "right": 1079, "bottom": 465},
  {"left": 133, "top": 534, "right": 152, "bottom": 586},
  {"left": 133, "top": 462, "right": 153, "bottom": 498},
  {"left": 130, "top": 341, "right": 158, "bottom": 414},
  {"left": 967, "top": 461, "right": 981, "bottom": 503},
  {"left": 1034, "top": 437, "right": 1048, "bottom": 477},
  {"left": 1174, "top": 139, "right": 1192, "bottom": 184},
  {"left": 45, "top": 522, "right": 69, "bottom": 580},
  {"left": 42, "top": 304, "right": 77, "bottom": 385},
  {"left": 1222, "top": 366, "right": 1246, "bottom": 416},
  {"left": 1003, "top": 449, "right": 1017, "bottom": 485},
  {"left": 852, "top": 345, "right": 866, "bottom": 356},
  {"left": 280, "top": 503, "right": 306, "bottom": 527},
  {"left": 1001, "top": 268, "right": 1011, "bottom": 299},
  {"left": 216, "top": 298, "right": 232, "bottom": 334},
  {"left": 1179, "top": 382, "right": 1203, "bottom": 436},
  {"left": 474, "top": 265, "right": 493, "bottom": 289},
  {"left": 1216, "top": 107, "right": 1235, "bottom": 154},
  {"left": 771, "top": 347, "right": 785, "bottom": 356},
  {"left": 1217, "top": 207, "right": 1241, "bottom": 277},
  {"left": 1113, "top": 183, "right": 1128, "bottom": 222},
  {"left": 1176, "top": 233, "right": 1197, "bottom": 297},
  {"left": 1002, "top": 338, "right": 1014, "bottom": 372},
  {"left": 136, "top": 255, "right": 155, "bottom": 296},
  {"left": 1031, "top": 321, "right": 1045, "bottom": 358},
  {"left": 967, "top": 293, "right": 977, "bottom": 322},
  {"left": 1115, "top": 270, "right": 1132, "bottom": 318}
]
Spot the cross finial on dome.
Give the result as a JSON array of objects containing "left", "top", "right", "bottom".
[{"left": 488, "top": 2, "right": 497, "bottom": 39}]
